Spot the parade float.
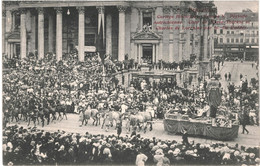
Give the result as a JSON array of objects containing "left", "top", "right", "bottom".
[{"left": 164, "top": 78, "right": 239, "bottom": 141}]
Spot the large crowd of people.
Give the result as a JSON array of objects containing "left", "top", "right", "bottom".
[
  {"left": 2, "top": 51, "right": 259, "bottom": 165},
  {"left": 3, "top": 125, "right": 260, "bottom": 165}
]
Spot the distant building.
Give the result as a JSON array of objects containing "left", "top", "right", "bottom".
[{"left": 214, "top": 9, "right": 258, "bottom": 61}]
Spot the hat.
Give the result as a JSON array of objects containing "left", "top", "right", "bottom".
[{"left": 155, "top": 148, "right": 164, "bottom": 155}]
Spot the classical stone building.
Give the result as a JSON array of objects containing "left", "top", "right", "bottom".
[{"left": 2, "top": 1, "right": 216, "bottom": 76}]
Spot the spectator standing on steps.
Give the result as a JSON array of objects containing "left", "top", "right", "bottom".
[{"left": 224, "top": 73, "right": 227, "bottom": 81}]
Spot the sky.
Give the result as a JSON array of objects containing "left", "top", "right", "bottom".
[{"left": 214, "top": 1, "right": 259, "bottom": 15}]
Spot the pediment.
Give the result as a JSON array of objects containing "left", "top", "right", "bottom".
[{"left": 132, "top": 30, "right": 161, "bottom": 40}]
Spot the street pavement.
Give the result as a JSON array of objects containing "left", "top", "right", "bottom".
[
  {"left": 8, "top": 113, "right": 260, "bottom": 148},
  {"left": 217, "top": 61, "right": 258, "bottom": 92}
]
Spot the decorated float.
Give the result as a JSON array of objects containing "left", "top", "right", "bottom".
[{"left": 164, "top": 78, "right": 239, "bottom": 141}]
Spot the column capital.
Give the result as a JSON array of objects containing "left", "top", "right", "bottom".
[
  {"left": 117, "top": 5, "right": 126, "bottom": 13},
  {"left": 19, "top": 8, "right": 27, "bottom": 15},
  {"left": 163, "top": 6, "right": 171, "bottom": 14},
  {"left": 96, "top": 6, "right": 105, "bottom": 14},
  {"left": 54, "top": 7, "right": 62, "bottom": 14},
  {"left": 76, "top": 6, "right": 85, "bottom": 14},
  {"left": 2, "top": 10, "right": 6, "bottom": 17},
  {"left": 36, "top": 7, "right": 44, "bottom": 14},
  {"left": 172, "top": 7, "right": 180, "bottom": 14}
]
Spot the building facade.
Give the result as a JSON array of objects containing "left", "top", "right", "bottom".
[
  {"left": 214, "top": 9, "right": 259, "bottom": 61},
  {"left": 2, "top": 1, "right": 216, "bottom": 76}
]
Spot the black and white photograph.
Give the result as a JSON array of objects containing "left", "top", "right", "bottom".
[{"left": 1, "top": 0, "right": 259, "bottom": 165}]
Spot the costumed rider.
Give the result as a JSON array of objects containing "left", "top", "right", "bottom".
[{"left": 207, "top": 76, "right": 222, "bottom": 126}]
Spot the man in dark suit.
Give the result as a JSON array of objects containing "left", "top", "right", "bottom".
[{"left": 241, "top": 110, "right": 249, "bottom": 134}]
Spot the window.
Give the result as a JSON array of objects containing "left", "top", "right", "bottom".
[
  {"left": 236, "top": 38, "right": 239, "bottom": 43},
  {"left": 227, "top": 31, "right": 230, "bottom": 34},
  {"left": 231, "top": 31, "right": 234, "bottom": 34},
  {"left": 227, "top": 38, "right": 230, "bottom": 43},
  {"left": 231, "top": 38, "right": 234, "bottom": 43},
  {"left": 220, "top": 38, "right": 223, "bottom": 43},
  {"left": 214, "top": 29, "right": 217, "bottom": 34},
  {"left": 220, "top": 29, "right": 223, "bottom": 34},
  {"left": 13, "top": 11, "right": 21, "bottom": 30},
  {"left": 240, "top": 38, "right": 243, "bottom": 43},
  {"left": 251, "top": 39, "right": 255, "bottom": 43},
  {"left": 85, "top": 34, "right": 96, "bottom": 46},
  {"left": 246, "top": 38, "right": 249, "bottom": 43},
  {"left": 143, "top": 12, "right": 152, "bottom": 28},
  {"left": 252, "top": 31, "right": 255, "bottom": 34}
]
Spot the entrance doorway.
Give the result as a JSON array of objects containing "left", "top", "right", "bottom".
[{"left": 142, "top": 44, "right": 152, "bottom": 64}]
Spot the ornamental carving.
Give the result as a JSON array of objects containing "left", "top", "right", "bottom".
[
  {"left": 19, "top": 8, "right": 27, "bottom": 15},
  {"left": 172, "top": 7, "right": 180, "bottom": 14},
  {"left": 96, "top": 6, "right": 105, "bottom": 14},
  {"left": 163, "top": 7, "right": 171, "bottom": 14},
  {"left": 76, "top": 6, "right": 85, "bottom": 14},
  {"left": 36, "top": 7, "right": 44, "bottom": 14},
  {"left": 54, "top": 7, "right": 62, "bottom": 14},
  {"left": 2, "top": 11, "right": 6, "bottom": 17},
  {"left": 132, "top": 30, "right": 161, "bottom": 40},
  {"left": 117, "top": 6, "right": 126, "bottom": 13}
]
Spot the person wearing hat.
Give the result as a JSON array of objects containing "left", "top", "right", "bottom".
[
  {"left": 182, "top": 128, "right": 189, "bottom": 147},
  {"left": 136, "top": 150, "right": 148, "bottom": 166}
]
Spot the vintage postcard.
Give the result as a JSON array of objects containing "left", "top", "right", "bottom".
[{"left": 2, "top": 0, "right": 259, "bottom": 165}]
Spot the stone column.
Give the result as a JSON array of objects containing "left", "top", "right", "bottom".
[
  {"left": 134, "top": 43, "right": 138, "bottom": 62},
  {"left": 55, "top": 7, "right": 62, "bottom": 61},
  {"left": 138, "top": 44, "right": 142, "bottom": 64},
  {"left": 10, "top": 43, "right": 13, "bottom": 58},
  {"left": 31, "top": 13, "right": 36, "bottom": 53},
  {"left": 179, "top": 40, "right": 183, "bottom": 62},
  {"left": 12, "top": 11, "right": 15, "bottom": 31},
  {"left": 77, "top": 7, "right": 85, "bottom": 61},
  {"left": 178, "top": 8, "right": 184, "bottom": 62},
  {"left": 20, "top": 8, "right": 27, "bottom": 59},
  {"left": 6, "top": 10, "right": 12, "bottom": 33},
  {"left": 168, "top": 8, "right": 173, "bottom": 63},
  {"left": 118, "top": 6, "right": 126, "bottom": 61},
  {"left": 152, "top": 44, "right": 155, "bottom": 64},
  {"left": 13, "top": 44, "right": 16, "bottom": 58},
  {"left": 159, "top": 41, "right": 163, "bottom": 61},
  {"left": 37, "top": 7, "right": 44, "bottom": 59},
  {"left": 138, "top": 9, "right": 143, "bottom": 30},
  {"left": 182, "top": 8, "right": 190, "bottom": 60},
  {"left": 130, "top": 42, "right": 134, "bottom": 59},
  {"left": 26, "top": 10, "right": 32, "bottom": 53},
  {"left": 2, "top": 10, "right": 6, "bottom": 54},
  {"left": 7, "top": 43, "right": 10, "bottom": 58},
  {"left": 156, "top": 44, "right": 159, "bottom": 63},
  {"left": 203, "top": 17, "right": 208, "bottom": 60},
  {"left": 106, "top": 13, "right": 112, "bottom": 55},
  {"left": 172, "top": 7, "right": 179, "bottom": 62},
  {"left": 48, "top": 12, "right": 54, "bottom": 52}
]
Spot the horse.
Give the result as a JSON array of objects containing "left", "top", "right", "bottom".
[
  {"left": 101, "top": 111, "right": 122, "bottom": 130},
  {"left": 27, "top": 110, "right": 39, "bottom": 127},
  {"left": 80, "top": 108, "right": 100, "bottom": 126},
  {"left": 11, "top": 107, "right": 20, "bottom": 123},
  {"left": 128, "top": 112, "right": 153, "bottom": 133},
  {"left": 48, "top": 104, "right": 57, "bottom": 122},
  {"left": 56, "top": 104, "right": 67, "bottom": 120}
]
